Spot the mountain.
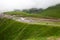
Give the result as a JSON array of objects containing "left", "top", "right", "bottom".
[{"left": 3, "top": 4, "right": 60, "bottom": 18}]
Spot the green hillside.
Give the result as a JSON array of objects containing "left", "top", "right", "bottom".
[
  {"left": 39, "top": 4, "right": 60, "bottom": 18},
  {"left": 4, "top": 4, "right": 60, "bottom": 18},
  {"left": 0, "top": 18, "right": 60, "bottom": 40}
]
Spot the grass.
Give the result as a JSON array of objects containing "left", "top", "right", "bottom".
[
  {"left": 0, "top": 18, "right": 60, "bottom": 40},
  {"left": 34, "top": 22, "right": 60, "bottom": 26},
  {"left": 3, "top": 11, "right": 41, "bottom": 18},
  {"left": 39, "top": 6, "right": 60, "bottom": 18}
]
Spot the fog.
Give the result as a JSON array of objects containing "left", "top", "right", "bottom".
[{"left": 0, "top": 0, "right": 60, "bottom": 12}]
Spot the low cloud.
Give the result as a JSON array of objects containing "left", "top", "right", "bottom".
[{"left": 0, "top": 0, "right": 60, "bottom": 12}]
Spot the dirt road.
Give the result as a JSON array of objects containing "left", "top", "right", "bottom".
[{"left": 1, "top": 14, "right": 60, "bottom": 26}]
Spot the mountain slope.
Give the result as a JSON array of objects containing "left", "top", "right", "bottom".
[{"left": 39, "top": 4, "right": 60, "bottom": 18}]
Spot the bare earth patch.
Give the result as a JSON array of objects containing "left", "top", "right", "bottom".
[{"left": 47, "top": 37, "right": 60, "bottom": 40}]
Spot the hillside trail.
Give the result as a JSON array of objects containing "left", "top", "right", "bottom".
[{"left": 1, "top": 14, "right": 60, "bottom": 26}]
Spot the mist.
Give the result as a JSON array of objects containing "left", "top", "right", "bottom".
[{"left": 0, "top": 0, "right": 60, "bottom": 12}]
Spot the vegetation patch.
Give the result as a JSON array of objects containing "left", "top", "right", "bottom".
[{"left": 0, "top": 18, "right": 60, "bottom": 40}]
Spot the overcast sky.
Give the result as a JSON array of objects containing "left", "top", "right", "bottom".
[{"left": 0, "top": 0, "right": 60, "bottom": 12}]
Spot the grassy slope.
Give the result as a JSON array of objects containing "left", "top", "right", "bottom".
[
  {"left": 39, "top": 4, "right": 60, "bottom": 18},
  {"left": 0, "top": 18, "right": 60, "bottom": 40}
]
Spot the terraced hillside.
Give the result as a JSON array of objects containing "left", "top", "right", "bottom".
[{"left": 0, "top": 18, "right": 60, "bottom": 40}]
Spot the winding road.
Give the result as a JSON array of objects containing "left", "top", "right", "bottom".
[{"left": 1, "top": 14, "right": 60, "bottom": 26}]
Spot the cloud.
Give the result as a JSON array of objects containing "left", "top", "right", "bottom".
[
  {"left": 33, "top": 0, "right": 60, "bottom": 8},
  {"left": 0, "top": 0, "right": 60, "bottom": 12}
]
